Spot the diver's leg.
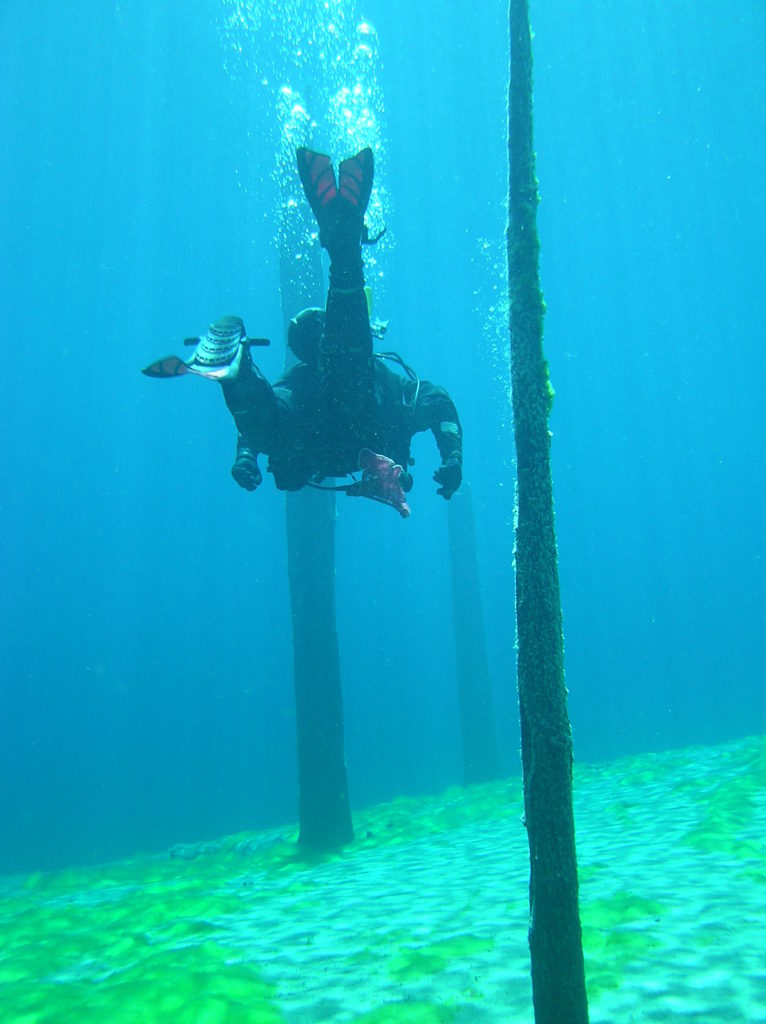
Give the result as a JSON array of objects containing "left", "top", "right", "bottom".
[
  {"left": 321, "top": 274, "right": 373, "bottom": 455},
  {"left": 297, "top": 148, "right": 375, "bottom": 461}
]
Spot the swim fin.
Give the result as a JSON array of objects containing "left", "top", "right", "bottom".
[
  {"left": 346, "top": 448, "right": 411, "bottom": 519},
  {"left": 338, "top": 148, "right": 374, "bottom": 217},
  {"left": 296, "top": 147, "right": 374, "bottom": 249},
  {"left": 296, "top": 149, "right": 338, "bottom": 224},
  {"left": 141, "top": 355, "right": 191, "bottom": 379},
  {"left": 141, "top": 335, "right": 270, "bottom": 380}
]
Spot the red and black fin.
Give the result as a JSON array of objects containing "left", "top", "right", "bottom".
[
  {"left": 346, "top": 448, "right": 410, "bottom": 518},
  {"left": 141, "top": 355, "right": 190, "bottom": 378},
  {"left": 338, "top": 148, "right": 374, "bottom": 217},
  {"left": 296, "top": 148, "right": 338, "bottom": 223}
]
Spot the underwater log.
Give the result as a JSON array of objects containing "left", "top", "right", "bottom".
[
  {"left": 507, "top": 0, "right": 589, "bottom": 1020},
  {"left": 279, "top": 192, "right": 354, "bottom": 850},
  {"left": 447, "top": 484, "right": 500, "bottom": 784}
]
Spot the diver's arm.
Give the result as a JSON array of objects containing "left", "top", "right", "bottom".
[
  {"left": 221, "top": 361, "right": 282, "bottom": 449},
  {"left": 412, "top": 381, "right": 463, "bottom": 499},
  {"left": 224, "top": 363, "right": 307, "bottom": 451},
  {"left": 222, "top": 362, "right": 307, "bottom": 491}
]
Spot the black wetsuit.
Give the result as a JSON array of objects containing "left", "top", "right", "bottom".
[
  {"left": 221, "top": 148, "right": 461, "bottom": 496},
  {"left": 222, "top": 346, "right": 462, "bottom": 493}
]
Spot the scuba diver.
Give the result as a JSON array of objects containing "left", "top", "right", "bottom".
[{"left": 143, "top": 147, "right": 462, "bottom": 518}]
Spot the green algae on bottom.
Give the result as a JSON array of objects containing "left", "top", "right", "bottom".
[
  {"left": 5, "top": 947, "right": 283, "bottom": 1024},
  {"left": 3, "top": 733, "right": 766, "bottom": 1023},
  {"left": 388, "top": 933, "right": 496, "bottom": 981},
  {"left": 581, "top": 891, "right": 663, "bottom": 998},
  {"left": 582, "top": 891, "right": 664, "bottom": 929},
  {"left": 352, "top": 1001, "right": 457, "bottom": 1024}
]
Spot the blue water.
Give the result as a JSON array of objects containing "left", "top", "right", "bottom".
[{"left": 1, "top": 0, "right": 763, "bottom": 876}]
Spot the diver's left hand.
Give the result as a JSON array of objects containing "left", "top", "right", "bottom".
[{"left": 433, "top": 458, "right": 462, "bottom": 500}]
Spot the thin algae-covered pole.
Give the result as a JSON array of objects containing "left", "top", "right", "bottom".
[{"left": 507, "top": 1, "right": 589, "bottom": 1019}]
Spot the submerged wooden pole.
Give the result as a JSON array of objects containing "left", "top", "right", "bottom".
[
  {"left": 447, "top": 485, "right": 500, "bottom": 784},
  {"left": 507, "top": 1, "right": 589, "bottom": 1020},
  {"left": 279, "top": 191, "right": 353, "bottom": 851},
  {"left": 284, "top": 486, "right": 353, "bottom": 849}
]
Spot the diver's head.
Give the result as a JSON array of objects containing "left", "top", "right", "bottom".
[{"left": 288, "top": 307, "right": 325, "bottom": 365}]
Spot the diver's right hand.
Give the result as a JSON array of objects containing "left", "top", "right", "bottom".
[{"left": 231, "top": 448, "right": 262, "bottom": 492}]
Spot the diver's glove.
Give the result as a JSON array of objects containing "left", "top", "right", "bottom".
[
  {"left": 433, "top": 457, "right": 462, "bottom": 500},
  {"left": 231, "top": 443, "right": 262, "bottom": 492}
]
